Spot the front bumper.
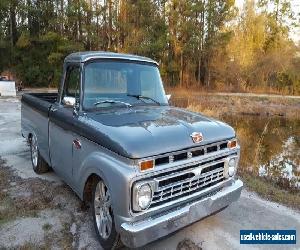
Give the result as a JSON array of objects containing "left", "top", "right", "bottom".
[{"left": 120, "top": 179, "right": 243, "bottom": 248}]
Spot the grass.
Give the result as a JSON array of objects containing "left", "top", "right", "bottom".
[
  {"left": 170, "top": 89, "right": 300, "bottom": 119},
  {"left": 0, "top": 190, "right": 39, "bottom": 225},
  {"left": 166, "top": 85, "right": 300, "bottom": 96},
  {"left": 0, "top": 196, "right": 17, "bottom": 225},
  {"left": 0, "top": 165, "right": 49, "bottom": 225},
  {"left": 19, "top": 242, "right": 48, "bottom": 250},
  {"left": 0, "top": 158, "right": 78, "bottom": 249},
  {"left": 241, "top": 173, "right": 300, "bottom": 210},
  {"left": 43, "top": 222, "right": 74, "bottom": 249},
  {"left": 60, "top": 222, "right": 75, "bottom": 248},
  {"left": 0, "top": 158, "right": 73, "bottom": 226},
  {"left": 0, "top": 160, "right": 18, "bottom": 225},
  {"left": 42, "top": 223, "right": 52, "bottom": 231}
]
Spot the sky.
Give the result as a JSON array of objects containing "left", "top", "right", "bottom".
[{"left": 235, "top": 0, "right": 300, "bottom": 44}]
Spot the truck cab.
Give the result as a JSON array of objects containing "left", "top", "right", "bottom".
[{"left": 21, "top": 51, "right": 243, "bottom": 249}]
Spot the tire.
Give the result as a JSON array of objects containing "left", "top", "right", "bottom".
[
  {"left": 30, "top": 134, "right": 50, "bottom": 174},
  {"left": 92, "top": 178, "right": 122, "bottom": 250}
]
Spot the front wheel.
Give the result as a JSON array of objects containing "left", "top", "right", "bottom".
[
  {"left": 92, "top": 179, "right": 122, "bottom": 249},
  {"left": 30, "top": 134, "right": 50, "bottom": 174}
]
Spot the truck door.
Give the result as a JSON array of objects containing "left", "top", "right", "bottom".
[{"left": 48, "top": 65, "right": 80, "bottom": 184}]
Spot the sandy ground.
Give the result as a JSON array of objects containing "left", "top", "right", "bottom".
[{"left": 0, "top": 97, "right": 299, "bottom": 250}]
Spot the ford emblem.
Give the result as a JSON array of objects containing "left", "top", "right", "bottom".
[{"left": 191, "top": 132, "right": 203, "bottom": 143}]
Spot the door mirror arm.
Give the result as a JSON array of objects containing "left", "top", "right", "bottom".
[
  {"left": 73, "top": 101, "right": 79, "bottom": 116},
  {"left": 62, "top": 96, "right": 79, "bottom": 116}
]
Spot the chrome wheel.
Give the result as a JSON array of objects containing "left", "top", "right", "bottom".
[
  {"left": 31, "top": 135, "right": 38, "bottom": 168},
  {"left": 94, "top": 181, "right": 112, "bottom": 240}
]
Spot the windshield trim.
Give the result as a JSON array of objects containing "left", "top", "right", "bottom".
[
  {"left": 82, "top": 55, "right": 159, "bottom": 65},
  {"left": 81, "top": 59, "right": 168, "bottom": 111},
  {"left": 84, "top": 58, "right": 159, "bottom": 68}
]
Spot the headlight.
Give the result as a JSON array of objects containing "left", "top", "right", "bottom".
[
  {"left": 228, "top": 158, "right": 236, "bottom": 177},
  {"left": 132, "top": 182, "right": 153, "bottom": 211},
  {"left": 224, "top": 157, "right": 238, "bottom": 178}
]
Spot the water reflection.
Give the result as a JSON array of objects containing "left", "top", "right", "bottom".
[{"left": 222, "top": 115, "right": 300, "bottom": 190}]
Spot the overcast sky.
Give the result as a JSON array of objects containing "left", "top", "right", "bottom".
[{"left": 235, "top": 0, "right": 300, "bottom": 44}]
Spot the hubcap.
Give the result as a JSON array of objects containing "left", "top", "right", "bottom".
[
  {"left": 31, "top": 135, "right": 38, "bottom": 167},
  {"left": 94, "top": 181, "right": 112, "bottom": 240}
]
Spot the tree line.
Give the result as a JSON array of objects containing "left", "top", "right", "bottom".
[{"left": 0, "top": 0, "right": 299, "bottom": 94}]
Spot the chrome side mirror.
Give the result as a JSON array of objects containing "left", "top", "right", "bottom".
[
  {"left": 166, "top": 94, "right": 171, "bottom": 101},
  {"left": 62, "top": 96, "right": 76, "bottom": 107}
]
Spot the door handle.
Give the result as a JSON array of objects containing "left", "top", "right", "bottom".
[{"left": 50, "top": 107, "right": 57, "bottom": 112}]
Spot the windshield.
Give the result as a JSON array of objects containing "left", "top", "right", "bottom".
[{"left": 82, "top": 60, "right": 168, "bottom": 110}]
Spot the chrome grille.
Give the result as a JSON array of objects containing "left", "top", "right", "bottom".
[
  {"left": 150, "top": 161, "right": 225, "bottom": 208},
  {"left": 154, "top": 140, "right": 229, "bottom": 166}
]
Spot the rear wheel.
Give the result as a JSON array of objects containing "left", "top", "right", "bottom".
[
  {"left": 30, "top": 134, "right": 50, "bottom": 174},
  {"left": 92, "top": 179, "right": 122, "bottom": 249}
]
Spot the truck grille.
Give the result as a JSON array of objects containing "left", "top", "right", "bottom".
[
  {"left": 150, "top": 161, "right": 225, "bottom": 208},
  {"left": 154, "top": 140, "right": 229, "bottom": 166}
]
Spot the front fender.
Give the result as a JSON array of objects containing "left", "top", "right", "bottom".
[{"left": 77, "top": 149, "right": 137, "bottom": 228}]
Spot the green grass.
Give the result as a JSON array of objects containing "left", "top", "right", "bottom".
[{"left": 241, "top": 173, "right": 300, "bottom": 210}]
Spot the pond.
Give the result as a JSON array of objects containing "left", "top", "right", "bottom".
[{"left": 222, "top": 115, "right": 300, "bottom": 190}]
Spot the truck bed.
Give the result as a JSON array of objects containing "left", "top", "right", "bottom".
[
  {"left": 24, "top": 92, "right": 58, "bottom": 103},
  {"left": 22, "top": 92, "right": 57, "bottom": 115},
  {"left": 21, "top": 92, "right": 58, "bottom": 165}
]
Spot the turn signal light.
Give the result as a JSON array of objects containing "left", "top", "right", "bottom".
[
  {"left": 140, "top": 160, "right": 154, "bottom": 171},
  {"left": 227, "top": 140, "right": 237, "bottom": 149}
]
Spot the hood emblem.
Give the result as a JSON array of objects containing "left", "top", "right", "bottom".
[{"left": 191, "top": 132, "right": 203, "bottom": 143}]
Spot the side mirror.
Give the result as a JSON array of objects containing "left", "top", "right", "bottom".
[
  {"left": 62, "top": 96, "right": 76, "bottom": 107},
  {"left": 166, "top": 94, "right": 171, "bottom": 101}
]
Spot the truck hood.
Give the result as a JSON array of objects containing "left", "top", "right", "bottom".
[{"left": 80, "top": 106, "right": 235, "bottom": 159}]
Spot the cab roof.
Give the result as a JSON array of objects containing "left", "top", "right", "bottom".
[{"left": 64, "top": 51, "right": 158, "bottom": 65}]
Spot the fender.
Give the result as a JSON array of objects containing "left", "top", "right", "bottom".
[{"left": 76, "top": 150, "right": 138, "bottom": 225}]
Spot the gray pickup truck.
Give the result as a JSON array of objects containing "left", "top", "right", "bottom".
[{"left": 21, "top": 51, "right": 243, "bottom": 249}]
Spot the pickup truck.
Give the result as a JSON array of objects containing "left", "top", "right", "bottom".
[{"left": 21, "top": 51, "right": 243, "bottom": 249}]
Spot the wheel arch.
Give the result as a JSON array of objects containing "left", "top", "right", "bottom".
[
  {"left": 76, "top": 150, "right": 137, "bottom": 229},
  {"left": 82, "top": 173, "right": 101, "bottom": 204}
]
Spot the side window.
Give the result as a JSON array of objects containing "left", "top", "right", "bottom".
[{"left": 63, "top": 66, "right": 80, "bottom": 100}]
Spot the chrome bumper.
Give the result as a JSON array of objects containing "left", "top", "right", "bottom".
[{"left": 120, "top": 179, "right": 243, "bottom": 248}]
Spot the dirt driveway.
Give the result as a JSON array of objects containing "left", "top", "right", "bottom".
[{"left": 0, "top": 97, "right": 299, "bottom": 250}]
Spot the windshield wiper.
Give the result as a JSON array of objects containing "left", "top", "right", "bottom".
[
  {"left": 127, "top": 94, "right": 160, "bottom": 105},
  {"left": 94, "top": 100, "right": 132, "bottom": 107}
]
